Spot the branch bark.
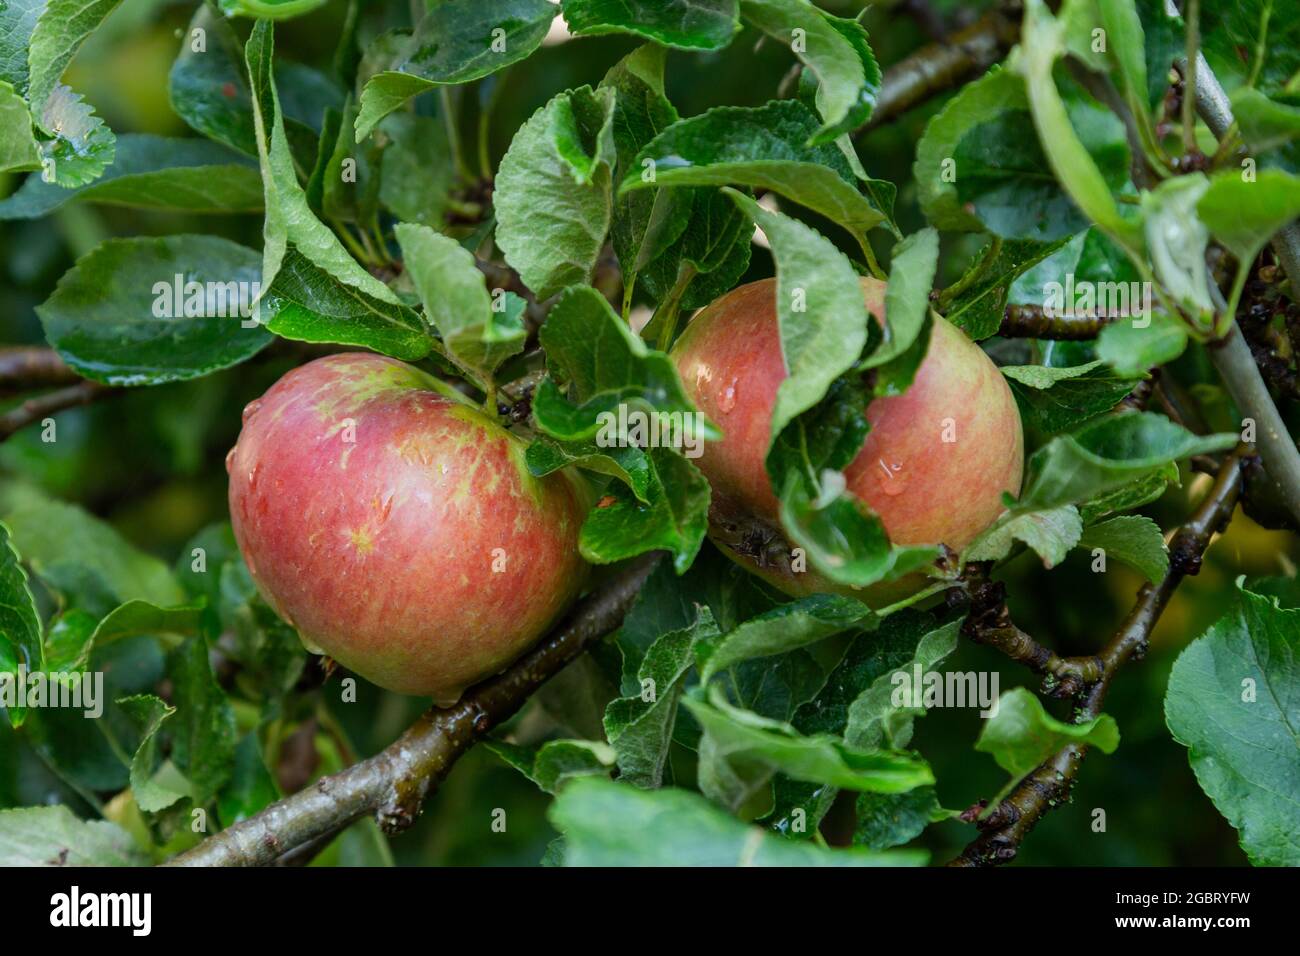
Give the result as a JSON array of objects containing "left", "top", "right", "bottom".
[
  {"left": 997, "top": 304, "right": 1120, "bottom": 339},
  {"left": 0, "top": 381, "right": 117, "bottom": 441},
  {"left": 0, "top": 348, "right": 81, "bottom": 393},
  {"left": 949, "top": 447, "right": 1246, "bottom": 866},
  {"left": 163, "top": 553, "right": 661, "bottom": 867},
  {"left": 856, "top": 2, "right": 1022, "bottom": 133},
  {"left": 1183, "top": 54, "right": 1300, "bottom": 527}
]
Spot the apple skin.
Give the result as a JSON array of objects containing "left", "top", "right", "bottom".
[
  {"left": 670, "top": 277, "right": 1024, "bottom": 601},
  {"left": 227, "top": 353, "right": 589, "bottom": 705}
]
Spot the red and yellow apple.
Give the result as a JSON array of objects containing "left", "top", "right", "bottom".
[
  {"left": 670, "top": 277, "right": 1023, "bottom": 599},
  {"left": 227, "top": 353, "right": 588, "bottom": 705}
]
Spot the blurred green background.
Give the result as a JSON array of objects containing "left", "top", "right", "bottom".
[{"left": 2, "top": 0, "right": 1293, "bottom": 865}]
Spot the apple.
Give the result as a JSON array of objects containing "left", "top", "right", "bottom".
[
  {"left": 670, "top": 277, "right": 1024, "bottom": 600},
  {"left": 227, "top": 353, "right": 589, "bottom": 705}
]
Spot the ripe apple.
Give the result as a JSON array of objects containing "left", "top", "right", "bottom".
[
  {"left": 670, "top": 277, "right": 1024, "bottom": 600},
  {"left": 227, "top": 353, "right": 589, "bottom": 705}
]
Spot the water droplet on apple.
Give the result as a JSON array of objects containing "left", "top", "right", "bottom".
[
  {"left": 225, "top": 447, "right": 236, "bottom": 473},
  {"left": 876, "top": 458, "right": 907, "bottom": 496},
  {"left": 717, "top": 377, "right": 738, "bottom": 413},
  {"left": 242, "top": 398, "right": 262, "bottom": 422}
]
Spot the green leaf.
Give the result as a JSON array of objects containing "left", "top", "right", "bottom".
[
  {"left": 688, "top": 686, "right": 933, "bottom": 812},
  {"left": 53, "top": 600, "right": 204, "bottom": 675},
  {"left": 396, "top": 223, "right": 525, "bottom": 381},
  {"left": 169, "top": 5, "right": 339, "bottom": 159},
  {"left": 355, "top": 0, "right": 557, "bottom": 140},
  {"left": 0, "top": 0, "right": 43, "bottom": 91},
  {"left": 551, "top": 776, "right": 925, "bottom": 865},
  {"left": 40, "top": 609, "right": 95, "bottom": 674},
  {"left": 25, "top": 0, "right": 122, "bottom": 116},
  {"left": 854, "top": 786, "right": 951, "bottom": 850},
  {"left": 0, "top": 806, "right": 147, "bottom": 866},
  {"left": 951, "top": 99, "right": 1130, "bottom": 242},
  {"left": 495, "top": 86, "right": 617, "bottom": 299},
  {"left": 533, "top": 285, "right": 715, "bottom": 442},
  {"left": 946, "top": 237, "right": 1074, "bottom": 341},
  {"left": 245, "top": 21, "right": 400, "bottom": 309},
  {"left": 261, "top": 246, "right": 431, "bottom": 361},
  {"left": 119, "top": 693, "right": 189, "bottom": 813},
  {"left": 1003, "top": 360, "right": 1142, "bottom": 432},
  {"left": 622, "top": 100, "right": 887, "bottom": 239},
  {"left": 0, "top": 522, "right": 42, "bottom": 727},
  {"left": 1077, "top": 514, "right": 1168, "bottom": 583},
  {"left": 976, "top": 687, "right": 1119, "bottom": 800},
  {"left": 1016, "top": 0, "right": 1143, "bottom": 253},
  {"left": 699, "top": 594, "right": 873, "bottom": 682},
  {"left": 1166, "top": 586, "right": 1300, "bottom": 866},
  {"left": 530, "top": 438, "right": 709, "bottom": 572},
  {"left": 604, "top": 609, "right": 718, "bottom": 787},
  {"left": 1197, "top": 169, "right": 1300, "bottom": 265},
  {"left": 1007, "top": 226, "right": 1141, "bottom": 319},
  {"left": 739, "top": 0, "right": 877, "bottom": 144},
  {"left": 965, "top": 505, "right": 1083, "bottom": 568},
  {"left": 1, "top": 487, "right": 184, "bottom": 612},
  {"left": 1079, "top": 466, "right": 1172, "bottom": 523},
  {"left": 915, "top": 66, "right": 1027, "bottom": 231},
  {"left": 763, "top": 609, "right": 947, "bottom": 836},
  {"left": 167, "top": 637, "right": 237, "bottom": 804},
  {"left": 1018, "top": 411, "right": 1237, "bottom": 512},
  {"left": 844, "top": 620, "right": 960, "bottom": 750},
  {"left": 37, "top": 235, "right": 272, "bottom": 386},
  {"left": 778, "top": 477, "right": 939, "bottom": 590},
  {"left": 377, "top": 112, "right": 453, "bottom": 226},
  {"left": 1096, "top": 311, "right": 1189, "bottom": 377},
  {"left": 218, "top": 733, "right": 280, "bottom": 826},
  {"left": 1095, "top": 0, "right": 1153, "bottom": 142},
  {"left": 727, "top": 190, "right": 868, "bottom": 448},
  {"left": 1201, "top": 2, "right": 1300, "bottom": 98},
  {"left": 1144, "top": 175, "right": 1213, "bottom": 320},
  {"left": 600, "top": 45, "right": 692, "bottom": 283},
  {"left": 529, "top": 740, "right": 617, "bottom": 793},
  {"left": 635, "top": 185, "right": 754, "bottom": 317},
  {"left": 0, "top": 81, "right": 40, "bottom": 174},
  {"left": 1231, "top": 86, "right": 1300, "bottom": 153},
  {"left": 865, "top": 228, "right": 938, "bottom": 371},
  {"left": 218, "top": 0, "right": 328, "bottom": 20},
  {"left": 168, "top": 6, "right": 256, "bottom": 154},
  {"left": 317, "top": 97, "right": 381, "bottom": 225},
  {"left": 36, "top": 84, "right": 115, "bottom": 188},
  {"left": 578, "top": 447, "right": 711, "bottom": 572},
  {"left": 562, "top": 0, "right": 740, "bottom": 49},
  {"left": 0, "top": 134, "right": 262, "bottom": 220},
  {"left": 528, "top": 436, "right": 657, "bottom": 504}
]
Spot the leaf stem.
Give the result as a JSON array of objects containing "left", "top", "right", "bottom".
[
  {"left": 622, "top": 275, "right": 637, "bottom": 324},
  {"left": 856, "top": 233, "right": 887, "bottom": 281},
  {"left": 330, "top": 217, "right": 375, "bottom": 266},
  {"left": 441, "top": 87, "right": 473, "bottom": 183},
  {"left": 936, "top": 236, "right": 1001, "bottom": 310},
  {"left": 652, "top": 262, "right": 698, "bottom": 351}
]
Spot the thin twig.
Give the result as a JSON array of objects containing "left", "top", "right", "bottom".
[
  {"left": 857, "top": 2, "right": 1022, "bottom": 133},
  {"left": 0, "top": 348, "right": 81, "bottom": 393},
  {"left": 0, "top": 381, "right": 117, "bottom": 441},
  {"left": 997, "top": 304, "right": 1120, "bottom": 339},
  {"left": 163, "top": 553, "right": 661, "bottom": 867},
  {"left": 950, "top": 447, "right": 1246, "bottom": 866}
]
